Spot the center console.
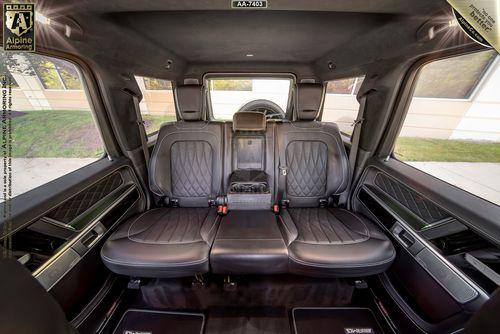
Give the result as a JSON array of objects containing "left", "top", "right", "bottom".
[
  {"left": 210, "top": 210, "right": 289, "bottom": 274},
  {"left": 211, "top": 112, "right": 288, "bottom": 274}
]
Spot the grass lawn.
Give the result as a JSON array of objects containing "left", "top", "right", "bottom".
[
  {"left": 11, "top": 110, "right": 175, "bottom": 158},
  {"left": 395, "top": 137, "right": 500, "bottom": 162},
  {"left": 143, "top": 113, "right": 176, "bottom": 134},
  {"left": 9, "top": 111, "right": 500, "bottom": 162}
]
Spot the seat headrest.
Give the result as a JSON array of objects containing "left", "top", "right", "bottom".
[
  {"left": 176, "top": 84, "right": 203, "bottom": 121},
  {"left": 232, "top": 111, "right": 266, "bottom": 132},
  {"left": 296, "top": 83, "right": 323, "bottom": 121}
]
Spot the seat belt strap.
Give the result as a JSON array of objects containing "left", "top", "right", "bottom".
[
  {"left": 276, "top": 126, "right": 288, "bottom": 207},
  {"left": 339, "top": 93, "right": 368, "bottom": 207},
  {"left": 131, "top": 94, "right": 150, "bottom": 170}
]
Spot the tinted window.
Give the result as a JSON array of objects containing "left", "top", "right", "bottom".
[{"left": 394, "top": 50, "right": 500, "bottom": 206}]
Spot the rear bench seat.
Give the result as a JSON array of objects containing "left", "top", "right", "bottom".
[
  {"left": 101, "top": 84, "right": 223, "bottom": 278},
  {"left": 276, "top": 83, "right": 395, "bottom": 277},
  {"left": 101, "top": 83, "right": 395, "bottom": 279}
]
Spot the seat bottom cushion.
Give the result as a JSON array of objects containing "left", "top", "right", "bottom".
[
  {"left": 101, "top": 207, "right": 219, "bottom": 278},
  {"left": 280, "top": 208, "right": 395, "bottom": 277}
]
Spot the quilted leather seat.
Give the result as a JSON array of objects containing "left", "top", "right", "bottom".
[
  {"left": 101, "top": 84, "right": 223, "bottom": 278},
  {"left": 276, "top": 83, "right": 395, "bottom": 277}
]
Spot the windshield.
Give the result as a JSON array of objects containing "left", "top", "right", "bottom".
[{"left": 207, "top": 77, "right": 291, "bottom": 120}]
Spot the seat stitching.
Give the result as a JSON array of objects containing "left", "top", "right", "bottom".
[
  {"left": 329, "top": 208, "right": 370, "bottom": 237},
  {"left": 101, "top": 252, "right": 209, "bottom": 267},
  {"left": 288, "top": 251, "right": 396, "bottom": 269},
  {"left": 322, "top": 208, "right": 342, "bottom": 243},
  {"left": 127, "top": 208, "right": 164, "bottom": 240},
  {"left": 327, "top": 210, "right": 360, "bottom": 243},
  {"left": 277, "top": 214, "right": 297, "bottom": 243}
]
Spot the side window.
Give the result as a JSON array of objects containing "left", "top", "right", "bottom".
[
  {"left": 322, "top": 76, "right": 365, "bottom": 135},
  {"left": 135, "top": 76, "right": 175, "bottom": 135},
  {"left": 0, "top": 51, "right": 104, "bottom": 199},
  {"left": 394, "top": 50, "right": 500, "bottom": 205}
]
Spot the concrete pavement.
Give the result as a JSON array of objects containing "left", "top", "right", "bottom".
[{"left": 408, "top": 162, "right": 500, "bottom": 206}]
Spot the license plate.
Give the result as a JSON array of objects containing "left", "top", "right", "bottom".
[{"left": 231, "top": 1, "right": 268, "bottom": 9}]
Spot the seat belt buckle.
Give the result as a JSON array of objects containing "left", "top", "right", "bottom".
[
  {"left": 170, "top": 199, "right": 179, "bottom": 207},
  {"left": 319, "top": 198, "right": 328, "bottom": 208},
  {"left": 217, "top": 205, "right": 228, "bottom": 216},
  {"left": 273, "top": 204, "right": 280, "bottom": 214},
  {"left": 208, "top": 199, "right": 216, "bottom": 207},
  {"left": 280, "top": 199, "right": 289, "bottom": 209},
  {"left": 279, "top": 166, "right": 288, "bottom": 176}
]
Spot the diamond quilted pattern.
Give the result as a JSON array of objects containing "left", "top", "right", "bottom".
[
  {"left": 374, "top": 173, "right": 449, "bottom": 224},
  {"left": 171, "top": 141, "right": 213, "bottom": 197},
  {"left": 48, "top": 173, "right": 123, "bottom": 223},
  {"left": 286, "top": 141, "right": 327, "bottom": 197}
]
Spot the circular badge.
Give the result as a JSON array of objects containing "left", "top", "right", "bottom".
[{"left": 453, "top": 8, "right": 492, "bottom": 48}]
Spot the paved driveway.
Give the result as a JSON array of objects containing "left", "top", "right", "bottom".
[
  {"left": 408, "top": 162, "right": 500, "bottom": 206},
  {"left": 2, "top": 158, "right": 98, "bottom": 199}
]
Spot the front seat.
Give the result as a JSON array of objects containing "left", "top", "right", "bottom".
[
  {"left": 276, "top": 83, "right": 395, "bottom": 277},
  {"left": 101, "top": 84, "right": 223, "bottom": 278}
]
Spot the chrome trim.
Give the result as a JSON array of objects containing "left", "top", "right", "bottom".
[
  {"left": 361, "top": 186, "right": 488, "bottom": 302},
  {"left": 33, "top": 185, "right": 136, "bottom": 277}
]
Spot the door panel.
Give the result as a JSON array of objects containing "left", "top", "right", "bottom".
[
  {"left": 0, "top": 156, "right": 145, "bottom": 320},
  {"left": 352, "top": 158, "right": 498, "bottom": 333}
]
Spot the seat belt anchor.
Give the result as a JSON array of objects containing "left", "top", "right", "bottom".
[
  {"left": 279, "top": 166, "right": 288, "bottom": 176},
  {"left": 351, "top": 117, "right": 364, "bottom": 127}
]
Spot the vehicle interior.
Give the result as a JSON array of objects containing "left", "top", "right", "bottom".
[{"left": 1, "top": 1, "right": 499, "bottom": 333}]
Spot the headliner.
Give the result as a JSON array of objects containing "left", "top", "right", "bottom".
[{"left": 32, "top": 0, "right": 468, "bottom": 82}]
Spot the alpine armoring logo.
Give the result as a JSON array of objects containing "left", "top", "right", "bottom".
[{"left": 3, "top": 3, "right": 35, "bottom": 52}]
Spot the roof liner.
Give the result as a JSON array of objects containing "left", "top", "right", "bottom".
[
  {"left": 32, "top": 0, "right": 467, "bottom": 82},
  {"left": 108, "top": 11, "right": 395, "bottom": 63}
]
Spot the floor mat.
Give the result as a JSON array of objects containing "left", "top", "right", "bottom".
[
  {"left": 292, "top": 307, "right": 384, "bottom": 334},
  {"left": 113, "top": 309, "right": 204, "bottom": 334},
  {"left": 204, "top": 307, "right": 290, "bottom": 334}
]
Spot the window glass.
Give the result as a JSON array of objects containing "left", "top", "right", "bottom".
[
  {"left": 322, "top": 76, "right": 365, "bottom": 135},
  {"left": 53, "top": 58, "right": 83, "bottom": 90},
  {"left": 208, "top": 78, "right": 291, "bottom": 120},
  {"left": 413, "top": 51, "right": 496, "bottom": 99},
  {"left": 0, "top": 51, "right": 104, "bottom": 199},
  {"left": 135, "top": 76, "right": 176, "bottom": 135},
  {"left": 394, "top": 50, "right": 500, "bottom": 206}
]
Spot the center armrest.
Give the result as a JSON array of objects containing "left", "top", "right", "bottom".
[{"left": 210, "top": 211, "right": 288, "bottom": 275}]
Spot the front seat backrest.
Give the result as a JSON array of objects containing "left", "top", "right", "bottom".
[
  {"left": 277, "top": 83, "right": 349, "bottom": 207},
  {"left": 149, "top": 84, "right": 223, "bottom": 207}
]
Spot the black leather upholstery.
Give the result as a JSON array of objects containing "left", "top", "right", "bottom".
[
  {"left": 296, "top": 83, "right": 323, "bottom": 121},
  {"left": 101, "top": 208, "right": 219, "bottom": 278},
  {"left": 176, "top": 84, "right": 203, "bottom": 121},
  {"left": 102, "top": 83, "right": 394, "bottom": 279},
  {"left": 102, "top": 84, "right": 222, "bottom": 278},
  {"left": 276, "top": 121, "right": 349, "bottom": 207},
  {"left": 210, "top": 211, "right": 288, "bottom": 274},
  {"left": 279, "top": 208, "right": 395, "bottom": 277},
  {"left": 274, "top": 83, "right": 395, "bottom": 277},
  {"left": 148, "top": 119, "right": 223, "bottom": 208}
]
